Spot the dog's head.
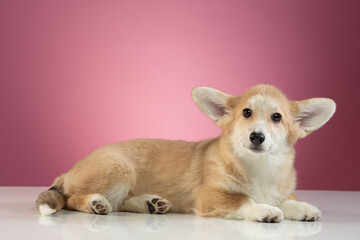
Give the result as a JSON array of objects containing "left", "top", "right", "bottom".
[{"left": 192, "top": 84, "right": 336, "bottom": 159}]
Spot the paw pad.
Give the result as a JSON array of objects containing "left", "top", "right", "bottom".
[
  {"left": 146, "top": 198, "right": 172, "bottom": 214},
  {"left": 263, "top": 216, "right": 279, "bottom": 223},
  {"left": 301, "top": 215, "right": 318, "bottom": 221},
  {"left": 90, "top": 200, "right": 110, "bottom": 215}
]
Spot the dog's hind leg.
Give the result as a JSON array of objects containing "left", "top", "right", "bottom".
[
  {"left": 119, "top": 194, "right": 173, "bottom": 214},
  {"left": 66, "top": 184, "right": 132, "bottom": 215},
  {"left": 67, "top": 193, "right": 112, "bottom": 215}
]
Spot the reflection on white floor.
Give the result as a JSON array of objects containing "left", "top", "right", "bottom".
[
  {"left": 38, "top": 211, "right": 322, "bottom": 239},
  {"left": 1, "top": 188, "right": 359, "bottom": 240}
]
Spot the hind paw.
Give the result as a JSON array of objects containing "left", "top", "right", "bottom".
[
  {"left": 146, "top": 197, "right": 172, "bottom": 214},
  {"left": 89, "top": 194, "right": 112, "bottom": 215}
]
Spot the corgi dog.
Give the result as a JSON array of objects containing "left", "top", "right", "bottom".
[{"left": 36, "top": 84, "right": 335, "bottom": 222}]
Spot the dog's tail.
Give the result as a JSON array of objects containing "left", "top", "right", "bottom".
[{"left": 36, "top": 175, "right": 66, "bottom": 216}]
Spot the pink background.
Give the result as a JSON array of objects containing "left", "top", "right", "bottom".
[{"left": 1, "top": 0, "right": 359, "bottom": 190}]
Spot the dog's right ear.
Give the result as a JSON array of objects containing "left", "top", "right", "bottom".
[{"left": 192, "top": 87, "right": 234, "bottom": 125}]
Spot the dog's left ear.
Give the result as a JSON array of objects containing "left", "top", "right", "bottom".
[
  {"left": 294, "top": 98, "right": 336, "bottom": 138},
  {"left": 192, "top": 87, "right": 234, "bottom": 126}
]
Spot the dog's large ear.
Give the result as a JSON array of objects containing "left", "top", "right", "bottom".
[
  {"left": 192, "top": 87, "right": 234, "bottom": 125},
  {"left": 294, "top": 98, "right": 336, "bottom": 138}
]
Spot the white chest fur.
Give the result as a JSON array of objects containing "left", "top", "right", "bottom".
[
  {"left": 242, "top": 154, "right": 288, "bottom": 207},
  {"left": 247, "top": 178, "right": 283, "bottom": 206}
]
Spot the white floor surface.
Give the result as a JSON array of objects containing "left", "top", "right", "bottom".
[{"left": 0, "top": 187, "right": 359, "bottom": 240}]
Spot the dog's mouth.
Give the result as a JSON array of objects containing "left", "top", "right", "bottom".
[
  {"left": 246, "top": 144, "right": 272, "bottom": 154},
  {"left": 248, "top": 146, "right": 265, "bottom": 154},
  {"left": 242, "top": 142, "right": 272, "bottom": 155}
]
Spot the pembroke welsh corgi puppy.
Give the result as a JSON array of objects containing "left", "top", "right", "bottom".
[{"left": 36, "top": 84, "right": 335, "bottom": 222}]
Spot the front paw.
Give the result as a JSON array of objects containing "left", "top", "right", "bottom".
[
  {"left": 280, "top": 200, "right": 321, "bottom": 221},
  {"left": 244, "top": 204, "right": 284, "bottom": 223}
]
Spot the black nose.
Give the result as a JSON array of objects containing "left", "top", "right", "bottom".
[{"left": 250, "top": 132, "right": 265, "bottom": 146}]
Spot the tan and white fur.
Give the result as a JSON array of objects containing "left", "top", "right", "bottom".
[{"left": 36, "top": 84, "right": 336, "bottom": 223}]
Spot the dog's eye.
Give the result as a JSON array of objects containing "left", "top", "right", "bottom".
[
  {"left": 243, "top": 108, "right": 252, "bottom": 118},
  {"left": 271, "top": 113, "right": 282, "bottom": 123}
]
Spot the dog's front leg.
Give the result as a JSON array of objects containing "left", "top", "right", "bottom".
[
  {"left": 196, "top": 188, "right": 284, "bottom": 223},
  {"left": 280, "top": 193, "right": 321, "bottom": 221}
]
